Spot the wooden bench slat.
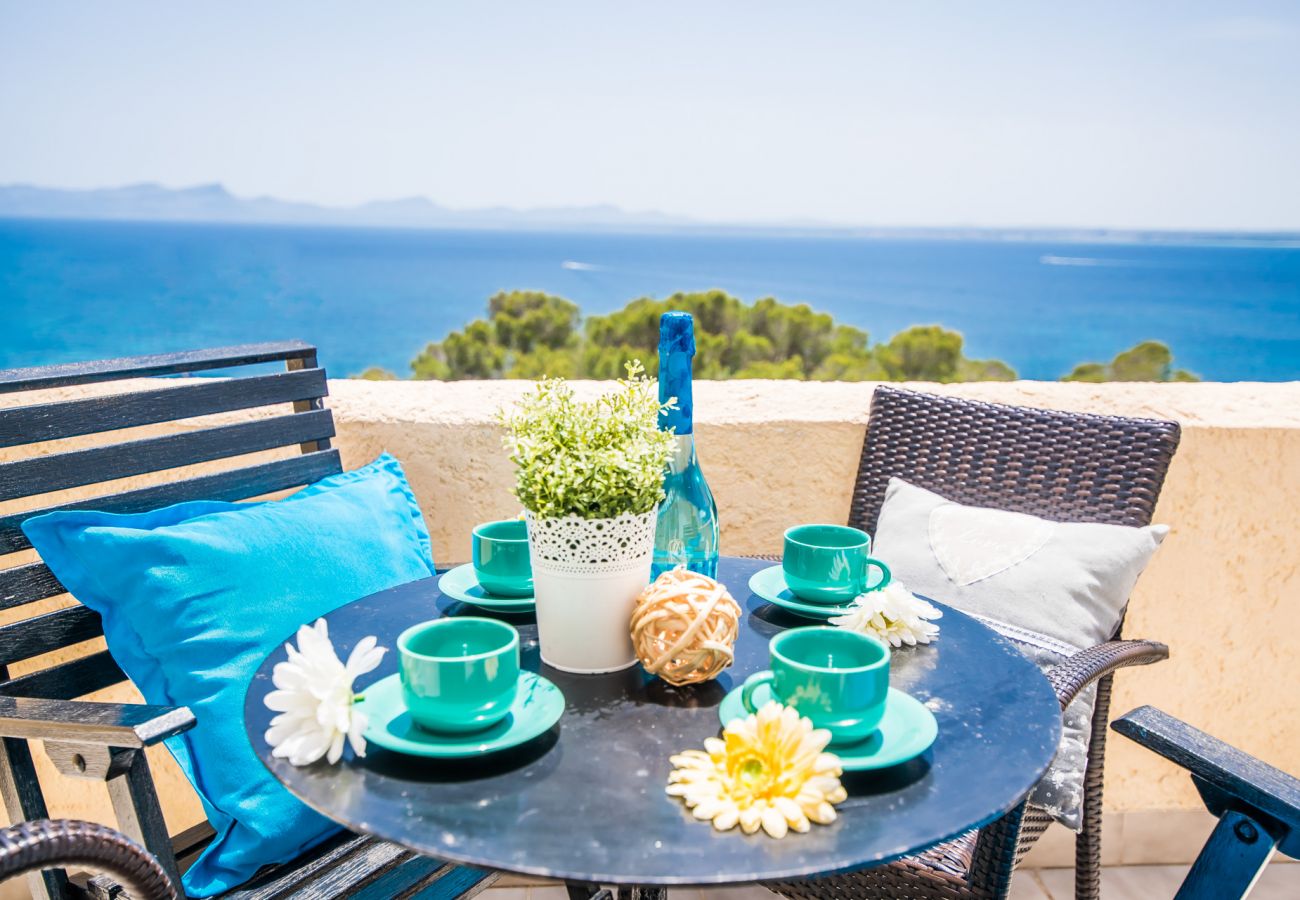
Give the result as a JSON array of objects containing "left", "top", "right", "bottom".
[
  {"left": 0, "top": 561, "right": 65, "bottom": 611},
  {"left": 207, "top": 830, "right": 492, "bottom": 900},
  {"left": 222, "top": 833, "right": 396, "bottom": 900},
  {"left": 0, "top": 408, "right": 335, "bottom": 503},
  {"left": 0, "top": 650, "right": 127, "bottom": 700},
  {"left": 0, "top": 367, "right": 329, "bottom": 448},
  {"left": 172, "top": 820, "right": 218, "bottom": 856},
  {"left": 351, "top": 858, "right": 457, "bottom": 900},
  {"left": 0, "top": 605, "right": 103, "bottom": 667},
  {"left": 276, "top": 843, "right": 416, "bottom": 899},
  {"left": 265, "top": 840, "right": 493, "bottom": 900},
  {"left": 0, "top": 341, "right": 318, "bottom": 393},
  {"left": 0, "top": 448, "right": 342, "bottom": 553},
  {"left": 402, "top": 863, "right": 496, "bottom": 900}
]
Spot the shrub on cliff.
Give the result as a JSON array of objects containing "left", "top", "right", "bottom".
[
  {"left": 408, "top": 289, "right": 1016, "bottom": 383},
  {"left": 1063, "top": 340, "right": 1198, "bottom": 382}
]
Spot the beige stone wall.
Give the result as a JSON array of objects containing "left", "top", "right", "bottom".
[{"left": 3, "top": 379, "right": 1298, "bottom": 871}]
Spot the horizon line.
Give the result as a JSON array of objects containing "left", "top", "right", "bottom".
[{"left": 3, "top": 180, "right": 1300, "bottom": 239}]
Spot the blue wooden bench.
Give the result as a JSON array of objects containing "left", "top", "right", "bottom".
[{"left": 0, "top": 342, "right": 497, "bottom": 899}]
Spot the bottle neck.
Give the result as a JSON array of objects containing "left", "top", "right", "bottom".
[
  {"left": 658, "top": 350, "right": 694, "bottom": 435},
  {"left": 668, "top": 432, "right": 696, "bottom": 467}
]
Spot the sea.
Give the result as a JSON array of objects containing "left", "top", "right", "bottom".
[{"left": 2, "top": 217, "right": 1298, "bottom": 381}]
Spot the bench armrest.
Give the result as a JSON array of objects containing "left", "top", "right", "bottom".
[
  {"left": 1113, "top": 705, "right": 1300, "bottom": 857},
  {"left": 1045, "top": 639, "right": 1169, "bottom": 709},
  {"left": 0, "top": 696, "right": 195, "bottom": 748}
]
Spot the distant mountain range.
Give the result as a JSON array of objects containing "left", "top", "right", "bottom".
[
  {"left": 2, "top": 182, "right": 1298, "bottom": 244},
  {"left": 0, "top": 182, "right": 698, "bottom": 231}
]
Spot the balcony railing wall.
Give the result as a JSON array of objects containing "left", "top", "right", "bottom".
[{"left": 3, "top": 378, "right": 1297, "bottom": 867}]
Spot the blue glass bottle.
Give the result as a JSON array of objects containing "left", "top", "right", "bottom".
[{"left": 653, "top": 311, "right": 720, "bottom": 579}]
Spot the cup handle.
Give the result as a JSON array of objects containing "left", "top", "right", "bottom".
[
  {"left": 860, "top": 557, "right": 892, "bottom": 593},
  {"left": 741, "top": 671, "right": 776, "bottom": 713}
]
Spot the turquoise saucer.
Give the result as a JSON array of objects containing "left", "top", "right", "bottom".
[
  {"left": 718, "top": 681, "right": 938, "bottom": 771},
  {"left": 359, "top": 670, "right": 564, "bottom": 758},
  {"left": 438, "top": 564, "right": 535, "bottom": 613},
  {"left": 747, "top": 565, "right": 881, "bottom": 620}
]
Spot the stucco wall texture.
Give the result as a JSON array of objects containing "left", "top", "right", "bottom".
[{"left": 2, "top": 379, "right": 1298, "bottom": 869}]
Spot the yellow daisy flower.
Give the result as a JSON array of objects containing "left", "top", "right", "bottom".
[{"left": 666, "top": 702, "right": 847, "bottom": 838}]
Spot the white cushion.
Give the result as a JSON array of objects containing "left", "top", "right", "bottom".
[{"left": 873, "top": 477, "right": 1167, "bottom": 828}]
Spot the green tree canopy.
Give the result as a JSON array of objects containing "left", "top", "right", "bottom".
[
  {"left": 404, "top": 289, "right": 1018, "bottom": 383},
  {"left": 393, "top": 290, "right": 1197, "bottom": 384},
  {"left": 1062, "top": 340, "right": 1199, "bottom": 383},
  {"left": 411, "top": 291, "right": 580, "bottom": 379}
]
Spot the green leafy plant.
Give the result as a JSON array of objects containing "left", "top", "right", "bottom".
[{"left": 499, "top": 361, "right": 675, "bottom": 519}]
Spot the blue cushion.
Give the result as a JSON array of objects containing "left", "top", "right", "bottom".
[{"left": 22, "top": 453, "right": 435, "bottom": 897}]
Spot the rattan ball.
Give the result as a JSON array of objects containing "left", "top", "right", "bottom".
[{"left": 630, "top": 567, "right": 741, "bottom": 686}]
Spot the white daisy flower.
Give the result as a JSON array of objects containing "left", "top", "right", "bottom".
[
  {"left": 830, "top": 581, "right": 942, "bottom": 647},
  {"left": 264, "top": 619, "right": 386, "bottom": 766}
]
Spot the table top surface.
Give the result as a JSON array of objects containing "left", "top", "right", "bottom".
[{"left": 244, "top": 556, "right": 1062, "bottom": 887}]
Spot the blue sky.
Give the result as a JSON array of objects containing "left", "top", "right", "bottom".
[{"left": 1, "top": 2, "right": 1298, "bottom": 230}]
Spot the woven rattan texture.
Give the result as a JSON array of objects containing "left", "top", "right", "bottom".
[
  {"left": 848, "top": 386, "right": 1181, "bottom": 536},
  {"left": 0, "top": 819, "right": 177, "bottom": 899},
  {"left": 764, "top": 387, "right": 1179, "bottom": 900},
  {"left": 631, "top": 568, "right": 741, "bottom": 685},
  {"left": 1046, "top": 641, "right": 1170, "bottom": 712}
]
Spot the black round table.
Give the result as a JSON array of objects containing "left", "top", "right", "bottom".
[{"left": 244, "top": 556, "right": 1061, "bottom": 888}]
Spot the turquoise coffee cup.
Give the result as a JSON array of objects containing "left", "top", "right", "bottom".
[
  {"left": 397, "top": 617, "right": 520, "bottom": 734},
  {"left": 741, "top": 626, "right": 890, "bottom": 746},
  {"left": 472, "top": 519, "right": 532, "bottom": 597},
  {"left": 783, "top": 523, "right": 891, "bottom": 604}
]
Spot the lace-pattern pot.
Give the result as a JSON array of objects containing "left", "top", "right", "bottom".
[{"left": 526, "top": 509, "right": 657, "bottom": 673}]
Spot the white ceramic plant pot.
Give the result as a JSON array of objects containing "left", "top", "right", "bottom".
[{"left": 526, "top": 509, "right": 658, "bottom": 674}]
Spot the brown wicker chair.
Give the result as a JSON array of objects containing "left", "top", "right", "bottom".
[{"left": 766, "top": 385, "right": 1181, "bottom": 900}]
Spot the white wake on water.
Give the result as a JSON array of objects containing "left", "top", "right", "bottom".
[{"left": 1039, "top": 255, "right": 1134, "bottom": 267}]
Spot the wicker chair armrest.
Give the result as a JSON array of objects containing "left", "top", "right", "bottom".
[
  {"left": 0, "top": 819, "right": 178, "bottom": 899},
  {"left": 1046, "top": 639, "right": 1169, "bottom": 710},
  {"left": 0, "top": 696, "right": 194, "bottom": 748}
]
